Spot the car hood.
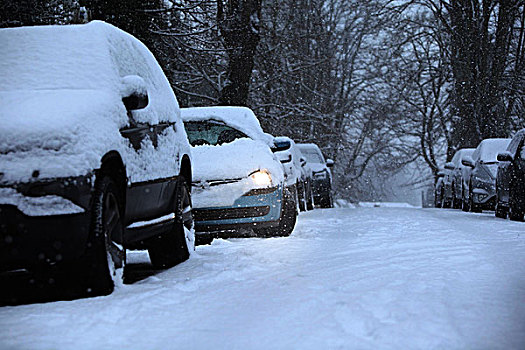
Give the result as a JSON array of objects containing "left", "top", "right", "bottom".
[
  {"left": 0, "top": 89, "right": 127, "bottom": 183},
  {"left": 191, "top": 138, "right": 284, "bottom": 183},
  {"left": 308, "top": 162, "right": 329, "bottom": 174}
]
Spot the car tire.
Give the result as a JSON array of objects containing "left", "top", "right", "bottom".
[
  {"left": 461, "top": 185, "right": 470, "bottom": 212},
  {"left": 297, "top": 182, "right": 307, "bottom": 212},
  {"left": 195, "top": 235, "right": 214, "bottom": 246},
  {"left": 306, "top": 182, "right": 314, "bottom": 211},
  {"left": 256, "top": 187, "right": 297, "bottom": 237},
  {"left": 509, "top": 190, "right": 524, "bottom": 222},
  {"left": 320, "top": 190, "right": 333, "bottom": 208},
  {"left": 81, "top": 176, "right": 126, "bottom": 297},
  {"left": 495, "top": 203, "right": 508, "bottom": 219},
  {"left": 469, "top": 186, "right": 482, "bottom": 213},
  {"left": 452, "top": 185, "right": 461, "bottom": 209},
  {"left": 148, "top": 176, "right": 193, "bottom": 268}
]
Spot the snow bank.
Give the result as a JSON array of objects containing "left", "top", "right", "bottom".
[
  {"left": 358, "top": 202, "right": 416, "bottom": 208},
  {"left": 334, "top": 199, "right": 357, "bottom": 208},
  {"left": 0, "top": 21, "right": 187, "bottom": 184},
  {"left": 3, "top": 208, "right": 525, "bottom": 349}
]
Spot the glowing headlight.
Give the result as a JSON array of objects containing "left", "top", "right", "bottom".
[
  {"left": 250, "top": 170, "right": 272, "bottom": 186},
  {"left": 313, "top": 170, "right": 327, "bottom": 179}
]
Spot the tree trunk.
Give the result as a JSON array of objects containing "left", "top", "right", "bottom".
[{"left": 217, "top": 0, "right": 262, "bottom": 106}]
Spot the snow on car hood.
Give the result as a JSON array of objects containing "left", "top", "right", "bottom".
[
  {"left": 0, "top": 89, "right": 127, "bottom": 183},
  {"left": 308, "top": 162, "right": 329, "bottom": 173},
  {"left": 192, "top": 138, "right": 283, "bottom": 182},
  {"left": 190, "top": 138, "right": 284, "bottom": 208}
]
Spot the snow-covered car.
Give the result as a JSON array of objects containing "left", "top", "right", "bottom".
[
  {"left": 441, "top": 148, "right": 475, "bottom": 209},
  {"left": 296, "top": 143, "right": 334, "bottom": 208},
  {"left": 273, "top": 137, "right": 314, "bottom": 212},
  {"left": 461, "top": 138, "right": 511, "bottom": 212},
  {"left": 0, "top": 21, "right": 194, "bottom": 296},
  {"left": 181, "top": 107, "right": 297, "bottom": 243},
  {"left": 495, "top": 129, "right": 525, "bottom": 221}
]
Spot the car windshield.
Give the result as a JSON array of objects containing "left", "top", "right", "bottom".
[
  {"left": 300, "top": 148, "right": 324, "bottom": 164},
  {"left": 184, "top": 121, "right": 249, "bottom": 146}
]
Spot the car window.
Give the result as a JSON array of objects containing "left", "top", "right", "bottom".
[
  {"left": 184, "top": 121, "right": 248, "bottom": 146},
  {"left": 300, "top": 148, "right": 325, "bottom": 164}
]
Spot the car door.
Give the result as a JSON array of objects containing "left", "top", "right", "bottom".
[
  {"left": 120, "top": 122, "right": 173, "bottom": 225},
  {"left": 511, "top": 137, "right": 525, "bottom": 194}
]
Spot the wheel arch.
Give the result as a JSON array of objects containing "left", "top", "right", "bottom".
[{"left": 97, "top": 151, "right": 127, "bottom": 213}]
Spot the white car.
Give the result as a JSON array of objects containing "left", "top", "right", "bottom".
[
  {"left": 181, "top": 107, "right": 298, "bottom": 243},
  {"left": 0, "top": 21, "right": 193, "bottom": 297},
  {"left": 273, "top": 136, "right": 314, "bottom": 211}
]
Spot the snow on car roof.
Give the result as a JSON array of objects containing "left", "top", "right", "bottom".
[
  {"left": 475, "top": 138, "right": 512, "bottom": 162},
  {"left": 0, "top": 20, "right": 179, "bottom": 125},
  {"left": 181, "top": 107, "right": 273, "bottom": 144}
]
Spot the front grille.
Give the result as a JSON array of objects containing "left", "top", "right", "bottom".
[{"left": 193, "top": 206, "right": 270, "bottom": 221}]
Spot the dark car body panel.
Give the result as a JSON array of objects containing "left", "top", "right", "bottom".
[{"left": 496, "top": 130, "right": 525, "bottom": 213}]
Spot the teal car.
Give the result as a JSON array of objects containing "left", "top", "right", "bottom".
[{"left": 181, "top": 107, "right": 297, "bottom": 244}]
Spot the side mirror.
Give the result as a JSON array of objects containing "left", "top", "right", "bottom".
[
  {"left": 272, "top": 139, "right": 291, "bottom": 152},
  {"left": 280, "top": 154, "right": 292, "bottom": 164},
  {"left": 121, "top": 75, "right": 149, "bottom": 111},
  {"left": 326, "top": 159, "right": 334, "bottom": 168},
  {"left": 497, "top": 151, "right": 513, "bottom": 162},
  {"left": 444, "top": 162, "right": 455, "bottom": 170},
  {"left": 461, "top": 156, "right": 474, "bottom": 168},
  {"left": 300, "top": 157, "right": 307, "bottom": 167}
]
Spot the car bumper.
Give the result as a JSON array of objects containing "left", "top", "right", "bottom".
[
  {"left": 471, "top": 186, "right": 496, "bottom": 209},
  {"left": 193, "top": 185, "right": 283, "bottom": 235},
  {"left": 0, "top": 176, "right": 93, "bottom": 272},
  {"left": 0, "top": 205, "right": 91, "bottom": 272}
]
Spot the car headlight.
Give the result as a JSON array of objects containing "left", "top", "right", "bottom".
[
  {"left": 313, "top": 170, "right": 327, "bottom": 179},
  {"left": 250, "top": 170, "right": 272, "bottom": 187}
]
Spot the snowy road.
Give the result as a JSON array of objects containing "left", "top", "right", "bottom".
[{"left": 1, "top": 207, "right": 525, "bottom": 349}]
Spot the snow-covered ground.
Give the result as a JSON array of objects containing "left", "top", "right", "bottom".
[{"left": 1, "top": 207, "right": 525, "bottom": 349}]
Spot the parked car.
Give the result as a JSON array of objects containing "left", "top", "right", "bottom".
[
  {"left": 273, "top": 137, "right": 314, "bottom": 212},
  {"left": 296, "top": 143, "right": 334, "bottom": 208},
  {"left": 495, "top": 129, "right": 525, "bottom": 221},
  {"left": 181, "top": 107, "right": 297, "bottom": 243},
  {"left": 441, "top": 148, "right": 475, "bottom": 209},
  {"left": 461, "top": 138, "right": 512, "bottom": 212},
  {"left": 0, "top": 22, "right": 194, "bottom": 296}
]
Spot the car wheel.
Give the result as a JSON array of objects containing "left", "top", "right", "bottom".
[
  {"left": 297, "top": 182, "right": 307, "bottom": 212},
  {"left": 306, "top": 182, "right": 314, "bottom": 210},
  {"left": 195, "top": 235, "right": 214, "bottom": 246},
  {"left": 81, "top": 176, "right": 125, "bottom": 296},
  {"left": 148, "top": 176, "right": 193, "bottom": 268},
  {"left": 319, "top": 189, "right": 333, "bottom": 208},
  {"left": 256, "top": 187, "right": 297, "bottom": 237},
  {"left": 451, "top": 185, "right": 461, "bottom": 209},
  {"left": 461, "top": 185, "right": 470, "bottom": 212},
  {"left": 495, "top": 203, "right": 508, "bottom": 219},
  {"left": 509, "top": 189, "right": 524, "bottom": 222},
  {"left": 469, "top": 185, "right": 482, "bottom": 213}
]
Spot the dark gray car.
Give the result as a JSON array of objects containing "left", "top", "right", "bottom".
[{"left": 461, "top": 138, "right": 511, "bottom": 212}]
